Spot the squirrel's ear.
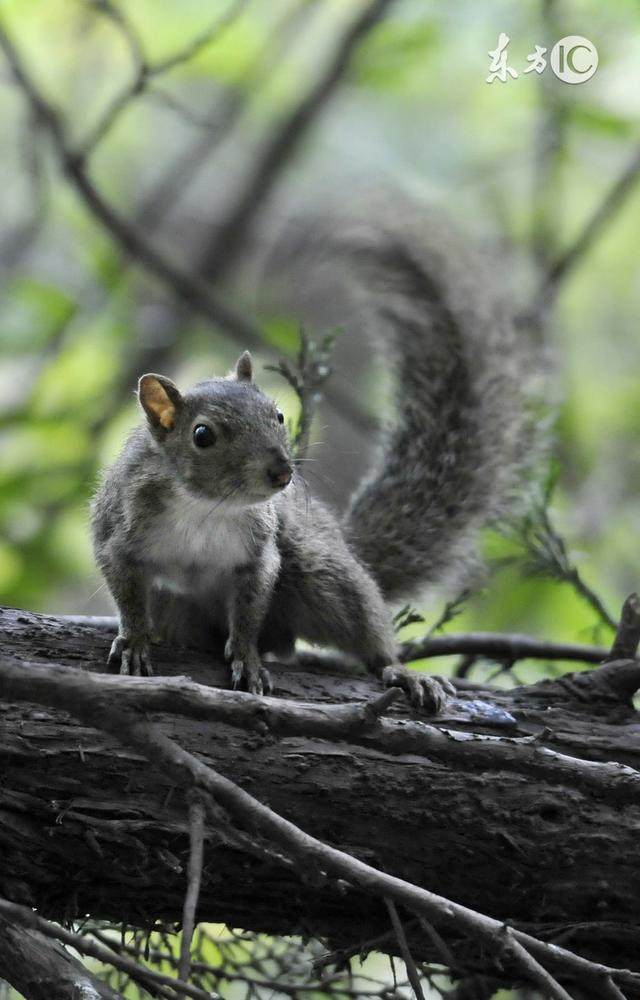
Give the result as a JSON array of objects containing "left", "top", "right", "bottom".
[
  {"left": 138, "top": 374, "right": 183, "bottom": 431},
  {"left": 234, "top": 351, "right": 253, "bottom": 383}
]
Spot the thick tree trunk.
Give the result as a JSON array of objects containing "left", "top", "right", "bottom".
[
  {"left": 2, "top": 606, "right": 640, "bottom": 980},
  {"left": 0, "top": 920, "right": 124, "bottom": 1000}
]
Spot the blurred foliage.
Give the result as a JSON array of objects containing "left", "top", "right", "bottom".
[
  {"left": 77, "top": 923, "right": 461, "bottom": 999},
  {"left": 0, "top": 0, "right": 639, "bottom": 997}
]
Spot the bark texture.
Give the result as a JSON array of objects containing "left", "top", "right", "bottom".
[
  {"left": 2, "top": 606, "right": 640, "bottom": 977},
  {"left": 0, "top": 919, "right": 123, "bottom": 999}
]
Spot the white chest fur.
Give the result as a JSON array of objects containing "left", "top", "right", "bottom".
[{"left": 144, "top": 487, "right": 254, "bottom": 595}]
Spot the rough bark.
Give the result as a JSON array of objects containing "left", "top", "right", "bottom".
[
  {"left": 2, "top": 606, "right": 640, "bottom": 980},
  {"left": 0, "top": 919, "right": 124, "bottom": 999}
]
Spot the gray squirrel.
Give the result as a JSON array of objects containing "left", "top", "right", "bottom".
[{"left": 91, "top": 197, "right": 536, "bottom": 711}]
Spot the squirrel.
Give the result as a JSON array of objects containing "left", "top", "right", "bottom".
[{"left": 91, "top": 195, "right": 537, "bottom": 712}]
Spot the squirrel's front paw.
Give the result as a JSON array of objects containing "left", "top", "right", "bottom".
[
  {"left": 230, "top": 654, "right": 272, "bottom": 696},
  {"left": 382, "top": 664, "right": 454, "bottom": 714},
  {"left": 108, "top": 633, "right": 152, "bottom": 677}
]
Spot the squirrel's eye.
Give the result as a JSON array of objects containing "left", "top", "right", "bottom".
[
  {"left": 193, "top": 424, "right": 216, "bottom": 448},
  {"left": 277, "top": 410, "right": 284, "bottom": 425}
]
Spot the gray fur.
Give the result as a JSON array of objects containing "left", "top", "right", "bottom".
[
  {"left": 92, "top": 196, "right": 539, "bottom": 709},
  {"left": 262, "top": 193, "right": 541, "bottom": 600},
  {"left": 92, "top": 378, "right": 401, "bottom": 691}
]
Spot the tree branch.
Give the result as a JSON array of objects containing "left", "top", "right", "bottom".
[
  {"left": 199, "top": 0, "right": 397, "bottom": 282},
  {"left": 2, "top": 654, "right": 639, "bottom": 998},
  {"left": 82, "top": 0, "right": 249, "bottom": 155},
  {"left": 177, "top": 798, "right": 205, "bottom": 988},
  {"left": 399, "top": 631, "right": 608, "bottom": 665},
  {"left": 0, "top": 917, "right": 126, "bottom": 1000},
  {"left": 0, "top": 19, "right": 266, "bottom": 346},
  {"left": 498, "top": 925, "right": 574, "bottom": 1000},
  {"left": 384, "top": 899, "right": 426, "bottom": 1000},
  {"left": 58, "top": 614, "right": 611, "bottom": 665},
  {"left": 0, "top": 18, "right": 373, "bottom": 436},
  {"left": 6, "top": 653, "right": 640, "bottom": 806},
  {"left": 530, "top": 143, "right": 640, "bottom": 320}
]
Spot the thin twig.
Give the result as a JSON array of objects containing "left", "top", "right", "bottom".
[
  {"left": 501, "top": 503, "right": 616, "bottom": 632},
  {"left": 498, "top": 925, "right": 574, "bottom": 1000},
  {"left": 313, "top": 924, "right": 404, "bottom": 971},
  {"left": 0, "top": 658, "right": 401, "bottom": 738},
  {"left": 267, "top": 327, "right": 340, "bottom": 458},
  {"left": 82, "top": 0, "right": 248, "bottom": 154},
  {"left": 199, "top": 0, "right": 398, "bottom": 281},
  {"left": 426, "top": 589, "right": 473, "bottom": 638},
  {"left": 178, "top": 798, "right": 206, "bottom": 988},
  {"left": 154, "top": 2, "right": 247, "bottom": 75},
  {"left": 530, "top": 143, "right": 640, "bottom": 321},
  {"left": 415, "top": 917, "right": 458, "bottom": 972},
  {"left": 0, "top": 20, "right": 265, "bottom": 345},
  {"left": 385, "top": 899, "right": 426, "bottom": 1000}
]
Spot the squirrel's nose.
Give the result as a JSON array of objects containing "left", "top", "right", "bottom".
[
  {"left": 270, "top": 469, "right": 292, "bottom": 489},
  {"left": 266, "top": 451, "right": 292, "bottom": 490}
]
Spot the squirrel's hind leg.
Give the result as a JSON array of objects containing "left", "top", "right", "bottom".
[
  {"left": 377, "top": 662, "right": 455, "bottom": 714},
  {"left": 278, "top": 553, "right": 452, "bottom": 714}
]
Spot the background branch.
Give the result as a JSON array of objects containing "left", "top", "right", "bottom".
[
  {"left": 198, "top": 0, "right": 397, "bottom": 281},
  {"left": 82, "top": 0, "right": 249, "bottom": 155},
  {"left": 530, "top": 143, "right": 640, "bottom": 321}
]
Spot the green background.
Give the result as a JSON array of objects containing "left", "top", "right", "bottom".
[{"left": 0, "top": 1, "right": 638, "bottom": 996}]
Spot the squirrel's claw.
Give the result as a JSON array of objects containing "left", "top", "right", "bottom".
[
  {"left": 230, "top": 659, "right": 245, "bottom": 690},
  {"left": 259, "top": 665, "right": 273, "bottom": 695},
  {"left": 382, "top": 664, "right": 453, "bottom": 715},
  {"left": 108, "top": 633, "right": 152, "bottom": 677},
  {"left": 230, "top": 657, "right": 272, "bottom": 696}
]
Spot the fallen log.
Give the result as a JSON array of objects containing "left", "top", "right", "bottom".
[{"left": 1, "top": 605, "right": 640, "bottom": 982}]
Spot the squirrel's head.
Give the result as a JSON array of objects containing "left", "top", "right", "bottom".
[{"left": 137, "top": 352, "right": 292, "bottom": 506}]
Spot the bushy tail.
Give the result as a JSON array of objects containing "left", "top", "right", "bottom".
[{"left": 262, "top": 191, "right": 544, "bottom": 602}]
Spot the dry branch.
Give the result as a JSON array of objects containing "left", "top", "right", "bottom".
[
  {"left": 177, "top": 798, "right": 205, "bottom": 987},
  {"left": 384, "top": 899, "right": 426, "bottom": 1000}
]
